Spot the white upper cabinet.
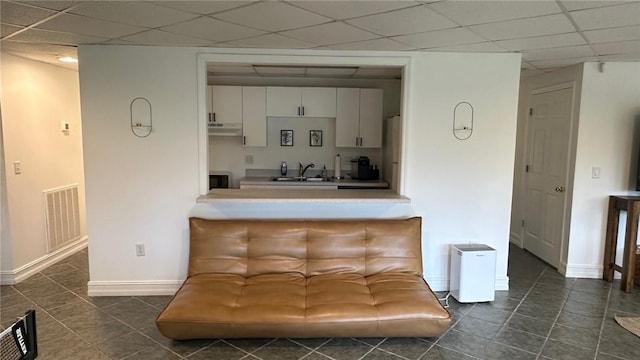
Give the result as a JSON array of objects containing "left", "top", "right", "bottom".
[
  {"left": 242, "top": 87, "right": 267, "bottom": 147},
  {"left": 336, "top": 88, "right": 383, "bottom": 148},
  {"left": 209, "top": 86, "right": 242, "bottom": 124},
  {"left": 266, "top": 87, "right": 336, "bottom": 118}
]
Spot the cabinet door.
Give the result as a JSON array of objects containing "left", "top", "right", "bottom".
[
  {"left": 266, "top": 87, "right": 302, "bottom": 117},
  {"left": 301, "top": 87, "right": 336, "bottom": 118},
  {"left": 335, "top": 88, "right": 360, "bottom": 147},
  {"left": 211, "top": 86, "right": 242, "bottom": 124},
  {"left": 242, "top": 87, "right": 267, "bottom": 147},
  {"left": 359, "top": 88, "right": 383, "bottom": 148}
]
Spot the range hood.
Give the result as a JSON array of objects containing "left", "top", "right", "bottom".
[{"left": 208, "top": 122, "right": 242, "bottom": 136}]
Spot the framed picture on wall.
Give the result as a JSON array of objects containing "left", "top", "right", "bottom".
[
  {"left": 310, "top": 130, "right": 322, "bottom": 147},
  {"left": 281, "top": 130, "right": 293, "bottom": 146}
]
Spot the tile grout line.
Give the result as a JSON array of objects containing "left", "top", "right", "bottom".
[{"left": 593, "top": 281, "right": 614, "bottom": 360}]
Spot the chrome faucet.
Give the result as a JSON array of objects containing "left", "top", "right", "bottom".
[{"left": 298, "top": 162, "right": 315, "bottom": 178}]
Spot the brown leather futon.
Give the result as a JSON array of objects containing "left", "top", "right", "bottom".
[{"left": 156, "top": 217, "right": 450, "bottom": 339}]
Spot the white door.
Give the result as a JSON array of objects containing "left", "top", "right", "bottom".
[
  {"left": 211, "top": 86, "right": 242, "bottom": 124},
  {"left": 523, "top": 86, "right": 573, "bottom": 268},
  {"left": 301, "top": 87, "right": 336, "bottom": 118},
  {"left": 359, "top": 88, "right": 383, "bottom": 148},
  {"left": 336, "top": 88, "right": 360, "bottom": 147},
  {"left": 242, "top": 87, "right": 267, "bottom": 147},
  {"left": 266, "top": 87, "right": 301, "bottom": 117}
]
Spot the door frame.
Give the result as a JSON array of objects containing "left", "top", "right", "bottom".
[{"left": 518, "top": 81, "right": 579, "bottom": 273}]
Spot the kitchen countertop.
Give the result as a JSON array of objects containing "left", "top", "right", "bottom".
[
  {"left": 197, "top": 189, "right": 410, "bottom": 203},
  {"left": 239, "top": 176, "right": 389, "bottom": 188}
]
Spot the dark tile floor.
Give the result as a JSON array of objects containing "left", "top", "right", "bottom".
[{"left": 1, "top": 245, "right": 640, "bottom": 359}]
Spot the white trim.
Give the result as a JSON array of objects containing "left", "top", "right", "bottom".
[
  {"left": 510, "top": 231, "right": 523, "bottom": 247},
  {"left": 558, "top": 261, "right": 568, "bottom": 276},
  {"left": 0, "top": 236, "right": 87, "bottom": 285},
  {"left": 563, "top": 263, "right": 603, "bottom": 278},
  {"left": 87, "top": 280, "right": 183, "bottom": 297},
  {"left": 425, "top": 275, "right": 509, "bottom": 292}
]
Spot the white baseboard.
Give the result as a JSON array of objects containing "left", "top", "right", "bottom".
[
  {"left": 563, "top": 263, "right": 603, "bottom": 278},
  {"left": 0, "top": 236, "right": 88, "bottom": 285},
  {"left": 425, "top": 275, "right": 509, "bottom": 292},
  {"left": 509, "top": 231, "right": 523, "bottom": 247},
  {"left": 87, "top": 280, "right": 183, "bottom": 297}
]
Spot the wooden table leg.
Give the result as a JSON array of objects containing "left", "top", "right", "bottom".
[
  {"left": 621, "top": 200, "right": 638, "bottom": 292},
  {"left": 603, "top": 197, "right": 619, "bottom": 282}
]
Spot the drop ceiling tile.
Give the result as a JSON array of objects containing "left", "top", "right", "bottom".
[
  {"left": 223, "top": 33, "right": 315, "bottom": 49},
  {"left": 529, "top": 56, "right": 599, "bottom": 69},
  {"left": 1, "top": 23, "right": 24, "bottom": 38},
  {"left": 393, "top": 27, "right": 486, "bottom": 49},
  {"left": 495, "top": 33, "right": 585, "bottom": 51},
  {"left": 346, "top": 5, "right": 457, "bottom": 36},
  {"left": 560, "top": 1, "right": 633, "bottom": 11},
  {"left": 2, "top": 50, "right": 77, "bottom": 69},
  {"left": 1, "top": 40, "right": 76, "bottom": 56},
  {"left": 327, "top": 37, "right": 414, "bottom": 51},
  {"left": 426, "top": 41, "right": 510, "bottom": 53},
  {"left": 428, "top": 0, "right": 562, "bottom": 26},
  {"left": 599, "top": 53, "right": 640, "bottom": 61},
  {"left": 69, "top": 2, "right": 198, "bottom": 28},
  {"left": 160, "top": 17, "right": 265, "bottom": 42},
  {"left": 0, "top": 2, "right": 56, "bottom": 26},
  {"left": 353, "top": 67, "right": 402, "bottom": 78},
  {"left": 280, "top": 22, "right": 379, "bottom": 46},
  {"left": 521, "top": 45, "right": 595, "bottom": 61},
  {"left": 121, "top": 29, "right": 213, "bottom": 46},
  {"left": 306, "top": 67, "right": 358, "bottom": 76},
  {"left": 570, "top": 2, "right": 640, "bottom": 30},
  {"left": 156, "top": 1, "right": 255, "bottom": 15},
  {"left": 469, "top": 14, "right": 575, "bottom": 41},
  {"left": 253, "top": 66, "right": 305, "bottom": 75},
  {"left": 584, "top": 25, "right": 640, "bottom": 44},
  {"left": 592, "top": 40, "right": 640, "bottom": 55},
  {"left": 213, "top": 2, "right": 331, "bottom": 32},
  {"left": 19, "top": 1, "right": 79, "bottom": 11},
  {"left": 9, "top": 28, "right": 107, "bottom": 45},
  {"left": 36, "top": 13, "right": 147, "bottom": 38},
  {"left": 290, "top": 1, "right": 419, "bottom": 20}
]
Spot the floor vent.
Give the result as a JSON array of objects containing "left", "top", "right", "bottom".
[{"left": 44, "top": 184, "right": 82, "bottom": 252}]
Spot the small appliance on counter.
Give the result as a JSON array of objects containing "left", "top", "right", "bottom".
[
  {"left": 209, "top": 171, "right": 231, "bottom": 189},
  {"left": 350, "top": 156, "right": 379, "bottom": 180}
]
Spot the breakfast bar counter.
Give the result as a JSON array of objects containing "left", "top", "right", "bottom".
[{"left": 197, "top": 189, "right": 410, "bottom": 203}]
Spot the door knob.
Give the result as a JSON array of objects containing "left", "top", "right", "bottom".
[{"left": 555, "top": 186, "right": 565, "bottom": 192}]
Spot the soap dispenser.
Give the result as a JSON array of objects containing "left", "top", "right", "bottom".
[{"left": 280, "top": 161, "right": 287, "bottom": 176}]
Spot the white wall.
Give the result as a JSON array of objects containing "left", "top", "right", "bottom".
[
  {"left": 0, "top": 53, "right": 86, "bottom": 277},
  {"left": 567, "top": 62, "right": 640, "bottom": 275},
  {"left": 78, "top": 45, "right": 520, "bottom": 295}
]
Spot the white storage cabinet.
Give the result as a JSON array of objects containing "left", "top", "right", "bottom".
[{"left": 449, "top": 244, "right": 496, "bottom": 303}]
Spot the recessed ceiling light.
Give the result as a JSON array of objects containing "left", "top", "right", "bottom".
[{"left": 58, "top": 56, "right": 78, "bottom": 63}]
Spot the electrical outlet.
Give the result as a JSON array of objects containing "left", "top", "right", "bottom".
[
  {"left": 135, "top": 243, "right": 145, "bottom": 256},
  {"left": 13, "top": 161, "right": 21, "bottom": 175},
  {"left": 245, "top": 154, "right": 254, "bottom": 165}
]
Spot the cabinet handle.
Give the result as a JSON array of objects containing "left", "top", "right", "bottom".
[
  {"left": 213, "top": 113, "right": 216, "bottom": 122},
  {"left": 298, "top": 107, "right": 301, "bottom": 116},
  {"left": 208, "top": 113, "right": 212, "bottom": 123},
  {"left": 356, "top": 137, "right": 359, "bottom": 146},
  {"left": 243, "top": 136, "right": 246, "bottom": 145},
  {"left": 302, "top": 106, "right": 305, "bottom": 116},
  {"left": 359, "top": 137, "right": 363, "bottom": 146}
]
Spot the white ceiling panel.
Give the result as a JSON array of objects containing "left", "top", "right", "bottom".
[
  {"left": 280, "top": 22, "right": 379, "bottom": 46},
  {"left": 495, "top": 33, "right": 585, "bottom": 51},
  {"left": 290, "top": 1, "right": 419, "bottom": 20},
  {"left": 156, "top": 1, "right": 255, "bottom": 15},
  {"left": 19, "top": 1, "right": 79, "bottom": 11},
  {"left": 306, "top": 67, "right": 358, "bottom": 76},
  {"left": 592, "top": 40, "right": 640, "bottom": 55},
  {"left": 121, "top": 29, "right": 212, "bottom": 46},
  {"left": 1, "top": 1, "right": 56, "bottom": 26},
  {"left": 353, "top": 67, "right": 402, "bottom": 78},
  {"left": 469, "top": 14, "right": 576, "bottom": 41},
  {"left": 393, "top": 27, "right": 486, "bottom": 49},
  {"left": 426, "top": 41, "right": 510, "bottom": 53},
  {"left": 8, "top": 28, "right": 107, "bottom": 45},
  {"left": 254, "top": 66, "right": 305, "bottom": 75},
  {"left": 521, "top": 45, "right": 595, "bottom": 61},
  {"left": 213, "top": 2, "right": 331, "bottom": 32},
  {"left": 327, "top": 38, "right": 414, "bottom": 51},
  {"left": 223, "top": 33, "right": 316, "bottom": 49},
  {"left": 570, "top": 2, "right": 640, "bottom": 31},
  {"left": 160, "top": 17, "right": 265, "bottom": 42},
  {"left": 35, "top": 13, "right": 147, "bottom": 38},
  {"left": 1, "top": 39, "right": 76, "bottom": 55},
  {"left": 584, "top": 25, "right": 640, "bottom": 44},
  {"left": 529, "top": 56, "right": 599, "bottom": 68},
  {"left": 428, "top": 1, "right": 562, "bottom": 26},
  {"left": 346, "top": 5, "right": 457, "bottom": 36},
  {"left": 599, "top": 53, "right": 640, "bottom": 61},
  {"left": 560, "top": 1, "right": 632, "bottom": 11},
  {"left": 69, "top": 2, "right": 198, "bottom": 28},
  {"left": 1, "top": 23, "right": 24, "bottom": 38}
]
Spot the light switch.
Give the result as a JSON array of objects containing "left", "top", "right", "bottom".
[
  {"left": 13, "top": 161, "right": 21, "bottom": 175},
  {"left": 592, "top": 166, "right": 601, "bottom": 179}
]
